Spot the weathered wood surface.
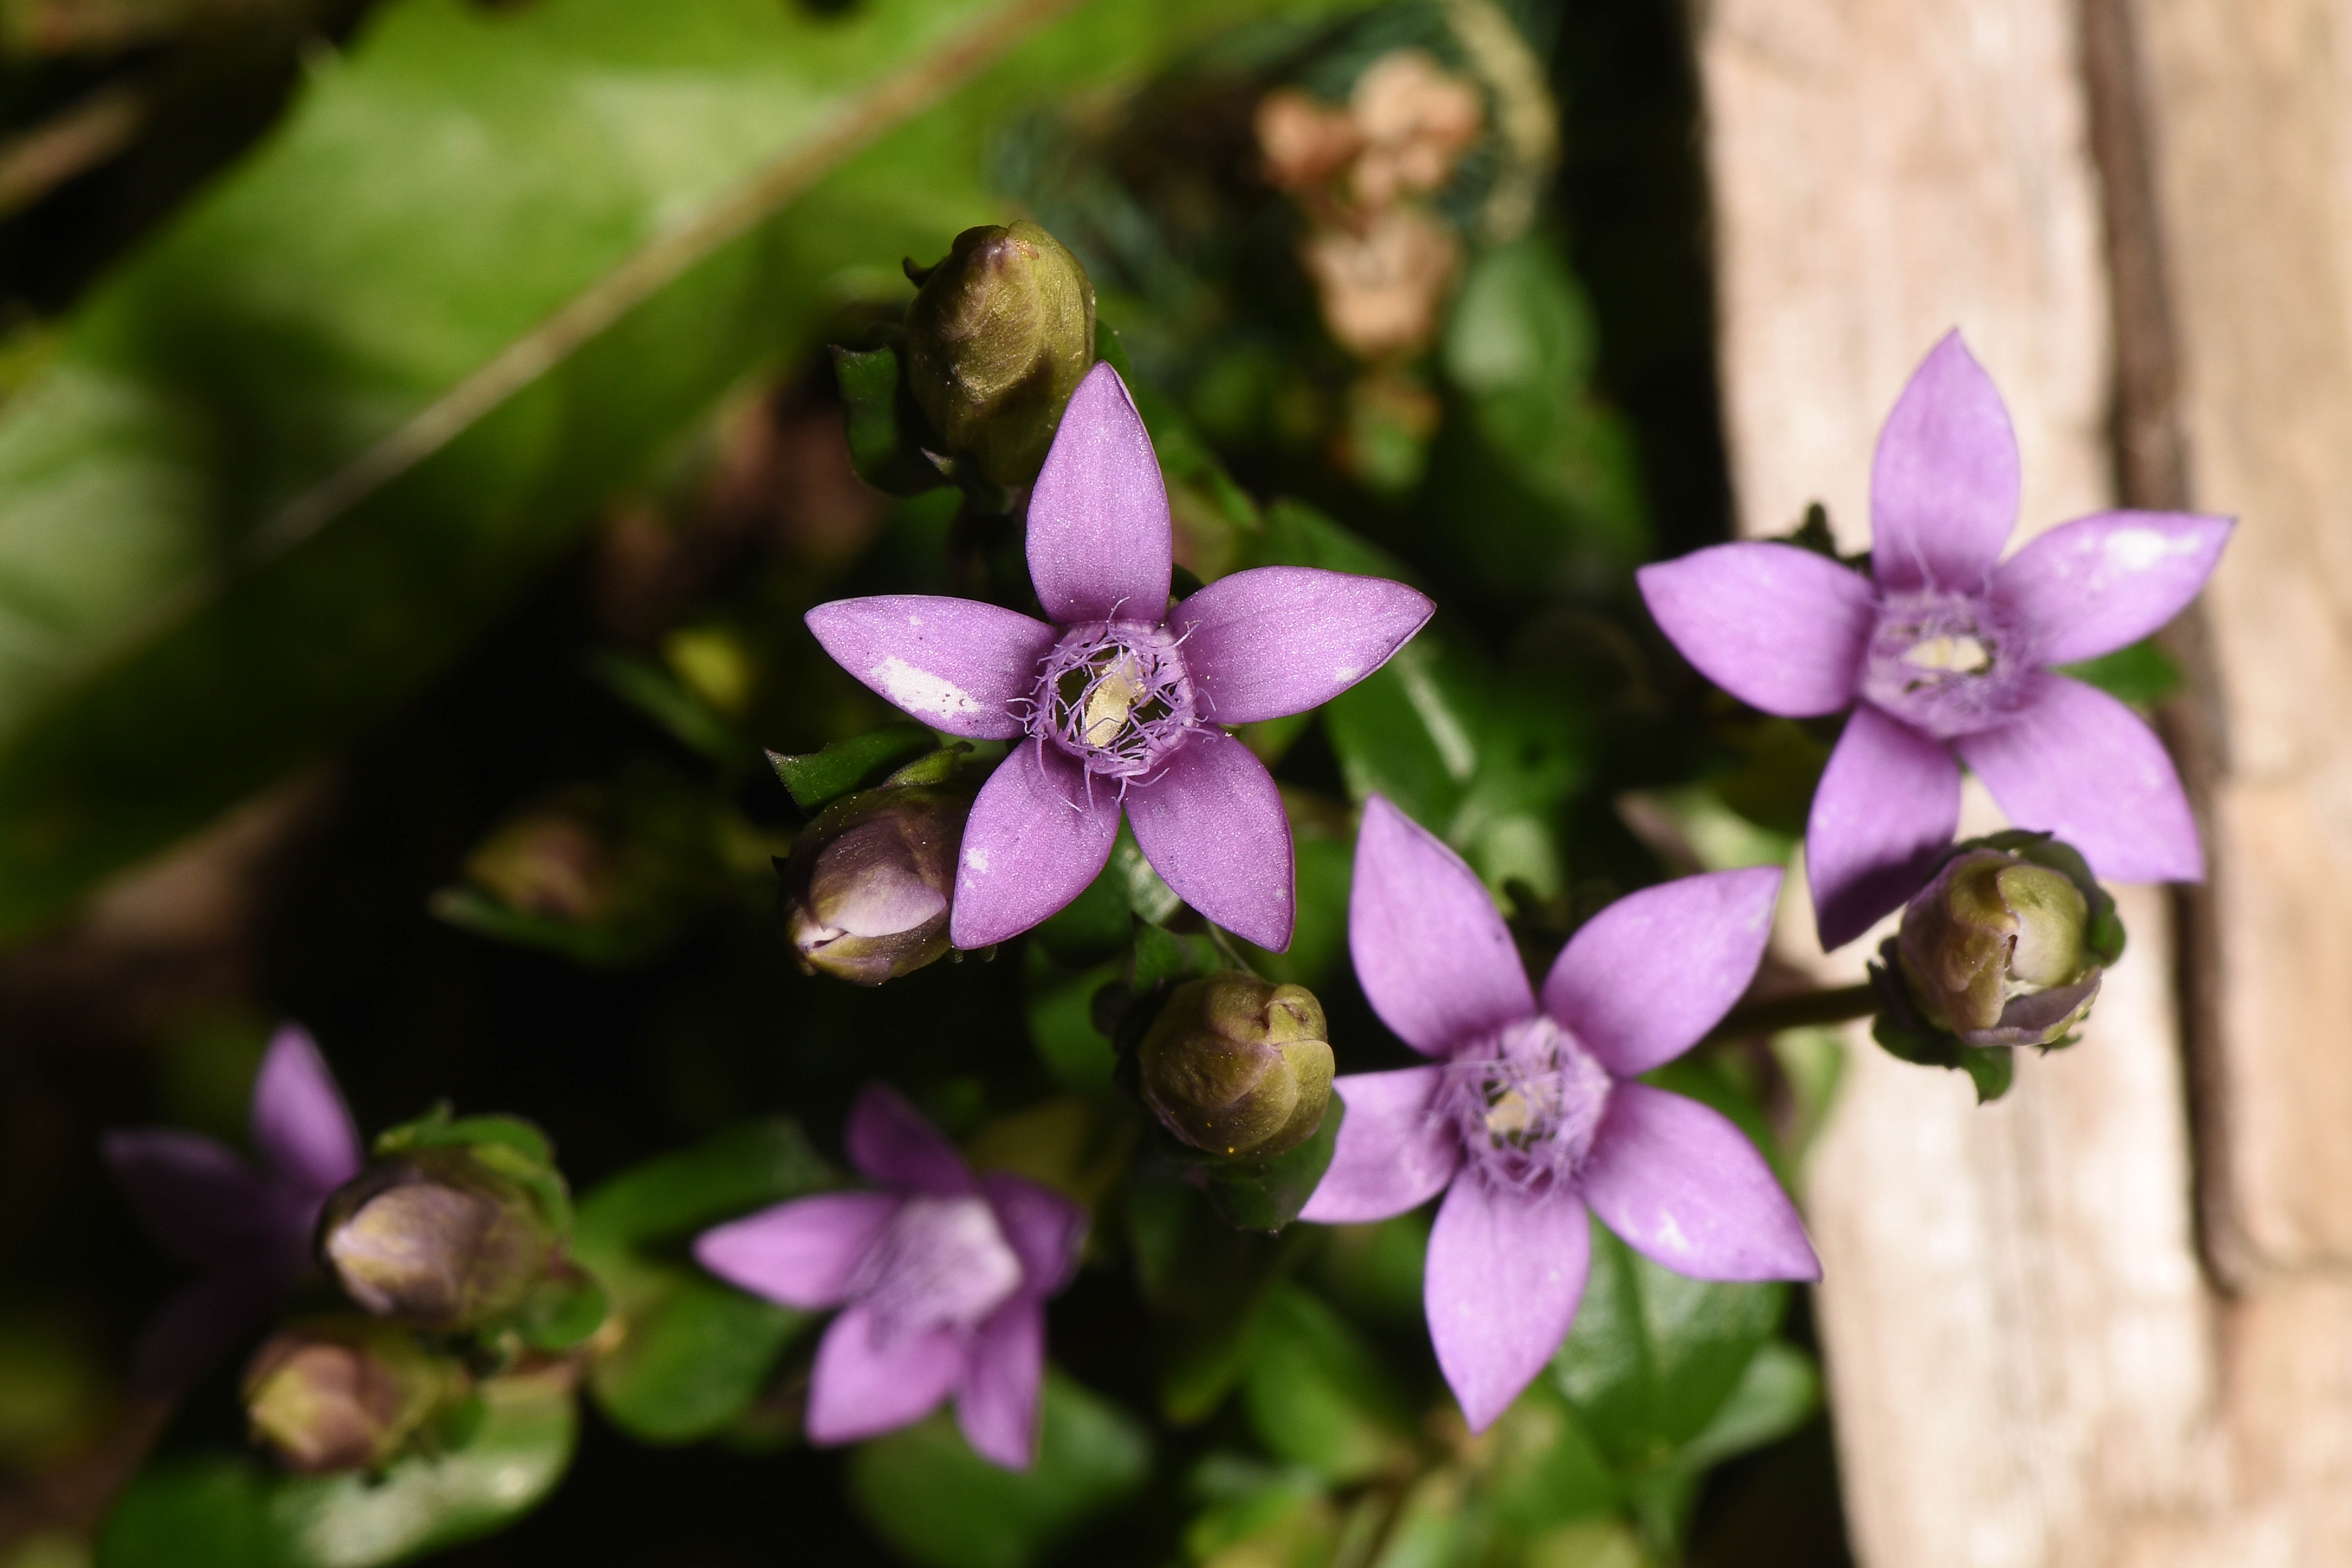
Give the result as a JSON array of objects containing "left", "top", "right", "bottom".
[{"left": 1687, "top": 0, "right": 2352, "bottom": 1561}]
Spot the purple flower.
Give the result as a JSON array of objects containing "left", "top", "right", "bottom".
[
  {"left": 1639, "top": 332, "right": 2231, "bottom": 948},
  {"left": 1300, "top": 797, "right": 1819, "bottom": 1432},
  {"left": 103, "top": 1024, "right": 363, "bottom": 1393},
  {"left": 694, "top": 1084, "right": 1086, "bottom": 1470},
  {"left": 807, "top": 361, "right": 1433, "bottom": 952}
]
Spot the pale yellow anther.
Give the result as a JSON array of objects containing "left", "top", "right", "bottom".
[
  {"left": 1485, "top": 1087, "right": 1536, "bottom": 1141},
  {"left": 1901, "top": 634, "right": 1991, "bottom": 675},
  {"left": 1080, "top": 660, "right": 1144, "bottom": 746}
]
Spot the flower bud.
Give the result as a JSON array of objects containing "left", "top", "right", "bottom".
[
  {"left": 903, "top": 221, "right": 1096, "bottom": 487},
  {"left": 1895, "top": 847, "right": 2102, "bottom": 1047},
  {"left": 1136, "top": 974, "right": 1335, "bottom": 1158},
  {"left": 321, "top": 1147, "right": 562, "bottom": 1328},
  {"left": 241, "top": 1317, "right": 461, "bottom": 1474},
  {"left": 779, "top": 783, "right": 969, "bottom": 985}
]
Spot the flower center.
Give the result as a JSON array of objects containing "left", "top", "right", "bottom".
[
  {"left": 854, "top": 1195, "right": 1023, "bottom": 1342},
  {"left": 1859, "top": 590, "right": 2030, "bottom": 739},
  {"left": 1033, "top": 621, "right": 1197, "bottom": 780},
  {"left": 1435, "top": 1015, "right": 1614, "bottom": 1194}
]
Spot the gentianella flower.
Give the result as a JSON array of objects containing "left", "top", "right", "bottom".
[
  {"left": 695, "top": 1084, "right": 1085, "bottom": 1470},
  {"left": 1300, "top": 797, "right": 1819, "bottom": 1432},
  {"left": 807, "top": 361, "right": 1434, "bottom": 951},
  {"left": 1639, "top": 332, "right": 2231, "bottom": 948},
  {"left": 103, "top": 1024, "right": 363, "bottom": 1392}
]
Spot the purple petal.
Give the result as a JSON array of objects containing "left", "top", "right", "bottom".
[
  {"left": 103, "top": 1129, "right": 284, "bottom": 1266},
  {"left": 1543, "top": 867, "right": 1784, "bottom": 1077},
  {"left": 1298, "top": 1068, "right": 1461, "bottom": 1224},
  {"left": 1580, "top": 1084, "right": 1819, "bottom": 1282},
  {"left": 951, "top": 742, "right": 1120, "bottom": 949},
  {"left": 1808, "top": 705, "right": 1962, "bottom": 949},
  {"left": 1025, "top": 363, "right": 1173, "bottom": 624},
  {"left": 846, "top": 1083, "right": 977, "bottom": 1198},
  {"left": 693, "top": 1192, "right": 901, "bottom": 1308},
  {"left": 1635, "top": 544, "right": 1874, "bottom": 717},
  {"left": 956, "top": 1298, "right": 1045, "bottom": 1470},
  {"left": 1124, "top": 729, "right": 1295, "bottom": 950},
  {"left": 249, "top": 1024, "right": 362, "bottom": 1201},
  {"left": 1955, "top": 672, "right": 2202, "bottom": 882},
  {"left": 805, "top": 596, "right": 1055, "bottom": 739},
  {"left": 1990, "top": 510, "right": 2233, "bottom": 664},
  {"left": 1347, "top": 795, "right": 1534, "bottom": 1055},
  {"left": 129, "top": 1267, "right": 289, "bottom": 1395},
  {"left": 1425, "top": 1179, "right": 1591, "bottom": 1433},
  {"left": 1870, "top": 331, "right": 2020, "bottom": 593},
  {"left": 805, "top": 1304, "right": 967, "bottom": 1446},
  {"left": 981, "top": 1173, "right": 1086, "bottom": 1298},
  {"left": 1169, "top": 567, "right": 1434, "bottom": 724}
]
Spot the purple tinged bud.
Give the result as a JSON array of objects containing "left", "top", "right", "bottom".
[
  {"left": 781, "top": 784, "right": 969, "bottom": 986},
  {"left": 1895, "top": 848, "right": 2101, "bottom": 1047},
  {"left": 904, "top": 221, "right": 1096, "bottom": 486},
  {"left": 462, "top": 809, "right": 615, "bottom": 925},
  {"left": 241, "top": 1316, "right": 461, "bottom": 1474},
  {"left": 320, "top": 1148, "right": 560, "bottom": 1328},
  {"left": 1136, "top": 973, "right": 1334, "bottom": 1157}
]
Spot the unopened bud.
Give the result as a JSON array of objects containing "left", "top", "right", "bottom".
[
  {"left": 321, "top": 1147, "right": 561, "bottom": 1328},
  {"left": 780, "top": 784, "right": 968, "bottom": 985},
  {"left": 242, "top": 1317, "right": 461, "bottom": 1474},
  {"left": 903, "top": 221, "right": 1096, "bottom": 487},
  {"left": 462, "top": 809, "right": 614, "bottom": 925},
  {"left": 1895, "top": 848, "right": 2102, "bottom": 1047},
  {"left": 1136, "top": 974, "right": 1334, "bottom": 1157}
]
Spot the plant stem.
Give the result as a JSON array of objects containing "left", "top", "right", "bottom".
[
  {"left": 1203, "top": 923, "right": 1263, "bottom": 977},
  {"left": 1703, "top": 982, "right": 1879, "bottom": 1042}
]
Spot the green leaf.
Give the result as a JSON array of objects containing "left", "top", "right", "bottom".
[
  {"left": 571, "top": 1120, "right": 833, "bottom": 1445},
  {"left": 1203, "top": 1095, "right": 1341, "bottom": 1231},
  {"left": 2058, "top": 637, "right": 2181, "bottom": 706},
  {"left": 514, "top": 1267, "right": 610, "bottom": 1352},
  {"left": 1477, "top": 1382, "right": 1619, "bottom": 1539},
  {"left": 1550, "top": 1223, "right": 1788, "bottom": 1472},
  {"left": 97, "top": 1369, "right": 577, "bottom": 1568},
  {"left": 1239, "top": 1284, "right": 1414, "bottom": 1485},
  {"left": 0, "top": 0, "right": 1368, "bottom": 944},
  {"left": 1672, "top": 1341, "right": 1820, "bottom": 1472},
  {"left": 1024, "top": 951, "right": 1121, "bottom": 1094},
  {"left": 833, "top": 338, "right": 949, "bottom": 496},
  {"left": 766, "top": 724, "right": 940, "bottom": 814},
  {"left": 848, "top": 1370, "right": 1152, "bottom": 1568},
  {"left": 590, "top": 650, "right": 746, "bottom": 764}
]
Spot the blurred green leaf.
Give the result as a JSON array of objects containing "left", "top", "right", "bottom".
[
  {"left": 572, "top": 1120, "right": 832, "bottom": 1445},
  {"left": 1673, "top": 1341, "right": 1819, "bottom": 1472},
  {"left": 1239, "top": 1283, "right": 1413, "bottom": 1485},
  {"left": 2058, "top": 636, "right": 2181, "bottom": 707},
  {"left": 1477, "top": 1382, "right": 1619, "bottom": 1541},
  {"left": 1550, "top": 1224, "right": 1786, "bottom": 1473},
  {"left": 591, "top": 650, "right": 747, "bottom": 764},
  {"left": 97, "top": 1369, "right": 577, "bottom": 1568},
  {"left": 0, "top": 0, "right": 1374, "bottom": 943},
  {"left": 767, "top": 723, "right": 940, "bottom": 814},
  {"left": 833, "top": 337, "right": 950, "bottom": 496},
  {"left": 848, "top": 1369, "right": 1152, "bottom": 1568}
]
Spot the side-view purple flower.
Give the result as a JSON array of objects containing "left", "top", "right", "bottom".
[
  {"left": 695, "top": 1083, "right": 1085, "bottom": 1470},
  {"left": 103, "top": 1024, "right": 363, "bottom": 1392},
  {"left": 1638, "top": 331, "right": 2232, "bottom": 948},
  {"left": 806, "top": 360, "right": 1434, "bottom": 952},
  {"left": 1300, "top": 797, "right": 1819, "bottom": 1432}
]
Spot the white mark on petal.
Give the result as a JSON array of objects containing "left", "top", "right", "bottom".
[
  {"left": 871, "top": 656, "right": 983, "bottom": 724},
  {"left": 1655, "top": 1213, "right": 1688, "bottom": 1254},
  {"left": 964, "top": 846, "right": 991, "bottom": 875},
  {"left": 1331, "top": 664, "right": 1360, "bottom": 684},
  {"left": 2103, "top": 526, "right": 2200, "bottom": 573}
]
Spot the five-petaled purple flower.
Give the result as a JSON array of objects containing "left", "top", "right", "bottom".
[
  {"left": 103, "top": 1024, "right": 363, "bottom": 1392},
  {"left": 807, "top": 361, "right": 1434, "bottom": 952},
  {"left": 1639, "top": 331, "right": 2232, "bottom": 948},
  {"left": 695, "top": 1084, "right": 1085, "bottom": 1470},
  {"left": 1300, "top": 797, "right": 1820, "bottom": 1432}
]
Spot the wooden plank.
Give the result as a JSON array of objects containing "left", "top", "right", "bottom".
[{"left": 1700, "top": 2, "right": 2218, "bottom": 1563}]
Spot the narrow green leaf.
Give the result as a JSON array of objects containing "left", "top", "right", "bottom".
[
  {"left": 766, "top": 723, "right": 938, "bottom": 813},
  {"left": 1238, "top": 1283, "right": 1414, "bottom": 1485},
  {"left": 848, "top": 1370, "right": 1152, "bottom": 1568}
]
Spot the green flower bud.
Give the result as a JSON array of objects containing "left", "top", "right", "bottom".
[
  {"left": 780, "top": 783, "right": 968, "bottom": 986},
  {"left": 321, "top": 1147, "right": 562, "bottom": 1328},
  {"left": 903, "top": 221, "right": 1096, "bottom": 487},
  {"left": 1895, "top": 847, "right": 2103, "bottom": 1047},
  {"left": 1136, "top": 973, "right": 1335, "bottom": 1158},
  {"left": 241, "top": 1317, "right": 462, "bottom": 1474}
]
